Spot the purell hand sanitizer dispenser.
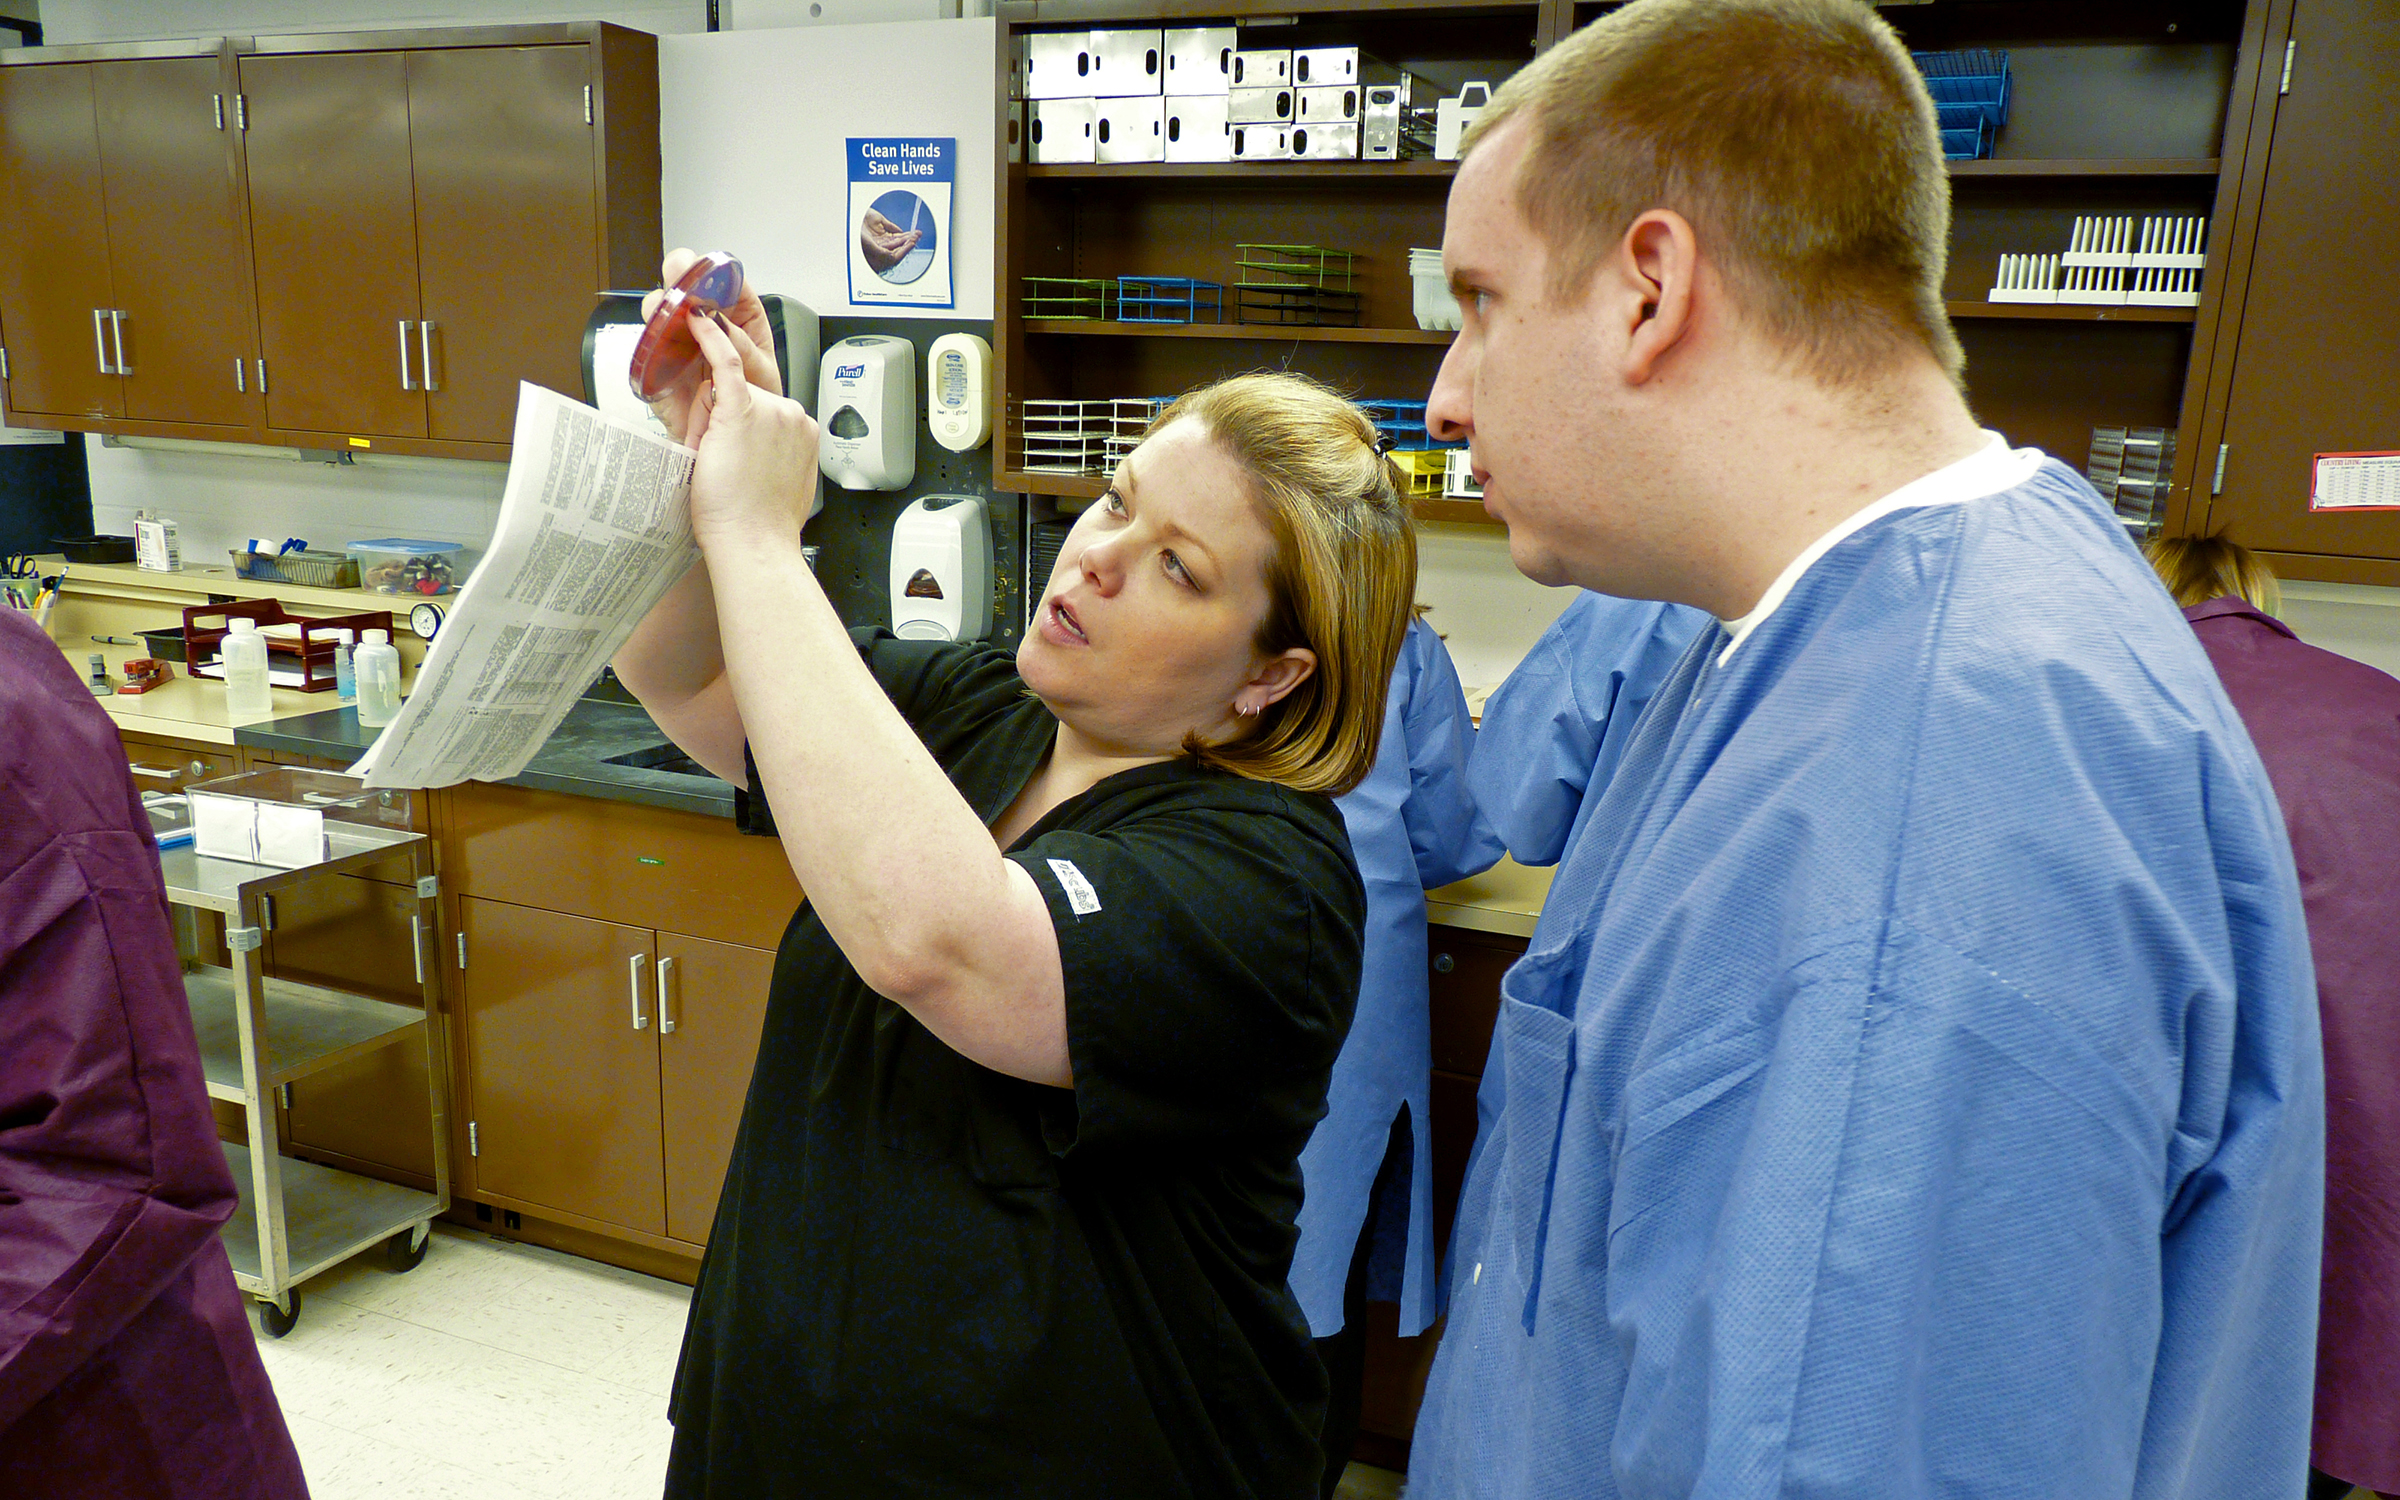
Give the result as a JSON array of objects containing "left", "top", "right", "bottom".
[
  {"left": 890, "top": 495, "right": 991, "bottom": 642},
  {"left": 817, "top": 336, "right": 916, "bottom": 491}
]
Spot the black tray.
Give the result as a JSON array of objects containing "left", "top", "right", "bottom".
[{"left": 53, "top": 534, "right": 136, "bottom": 564}]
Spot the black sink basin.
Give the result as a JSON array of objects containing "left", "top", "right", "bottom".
[{"left": 601, "top": 742, "right": 722, "bottom": 781}]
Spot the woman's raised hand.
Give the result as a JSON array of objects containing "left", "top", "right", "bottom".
[
  {"left": 644, "top": 247, "right": 783, "bottom": 443},
  {"left": 684, "top": 309, "right": 823, "bottom": 552}
]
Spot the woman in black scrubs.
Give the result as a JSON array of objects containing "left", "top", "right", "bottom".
[{"left": 614, "top": 253, "right": 1419, "bottom": 1498}]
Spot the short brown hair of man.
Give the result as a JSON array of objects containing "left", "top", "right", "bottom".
[
  {"left": 1143, "top": 372, "right": 1418, "bottom": 799},
  {"left": 1466, "top": 0, "right": 1965, "bottom": 385}
]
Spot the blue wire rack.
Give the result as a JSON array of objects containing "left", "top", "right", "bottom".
[
  {"left": 1356, "top": 398, "right": 1464, "bottom": 451},
  {"left": 1915, "top": 49, "right": 2011, "bottom": 122},
  {"left": 1116, "top": 277, "right": 1226, "bottom": 324}
]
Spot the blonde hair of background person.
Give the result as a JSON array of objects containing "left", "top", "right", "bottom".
[
  {"left": 2149, "top": 532, "right": 2282, "bottom": 615},
  {"left": 1146, "top": 374, "right": 1416, "bottom": 795},
  {"left": 1467, "top": 0, "right": 1962, "bottom": 387}
]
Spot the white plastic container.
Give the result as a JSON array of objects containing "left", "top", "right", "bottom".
[
  {"left": 1410, "top": 248, "right": 1462, "bottom": 330},
  {"left": 1434, "top": 81, "right": 1493, "bottom": 161},
  {"left": 354, "top": 629, "right": 403, "bottom": 728},
  {"left": 220, "top": 617, "right": 274, "bottom": 721}
]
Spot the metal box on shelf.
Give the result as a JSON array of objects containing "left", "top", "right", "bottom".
[
  {"left": 1230, "top": 122, "right": 1291, "bottom": 161},
  {"left": 1363, "top": 80, "right": 1407, "bottom": 158},
  {"left": 1231, "top": 48, "right": 1290, "bottom": 87},
  {"left": 1230, "top": 83, "right": 1294, "bottom": 124},
  {"left": 1096, "top": 95, "right": 1166, "bottom": 163},
  {"left": 1025, "top": 31, "right": 1095, "bottom": 99},
  {"left": 1293, "top": 46, "right": 1359, "bottom": 86},
  {"left": 1165, "top": 95, "right": 1232, "bottom": 162},
  {"left": 1297, "top": 85, "right": 1360, "bottom": 123},
  {"left": 1163, "top": 26, "right": 1234, "bottom": 94},
  {"left": 1289, "top": 122, "right": 1359, "bottom": 161},
  {"left": 1030, "top": 98, "right": 1097, "bottom": 164},
  {"left": 1091, "top": 28, "right": 1163, "bottom": 96}
]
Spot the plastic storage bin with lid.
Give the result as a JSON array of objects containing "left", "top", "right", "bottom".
[{"left": 348, "top": 538, "right": 470, "bottom": 596}]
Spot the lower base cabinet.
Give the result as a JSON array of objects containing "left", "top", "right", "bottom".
[{"left": 457, "top": 895, "right": 772, "bottom": 1248}]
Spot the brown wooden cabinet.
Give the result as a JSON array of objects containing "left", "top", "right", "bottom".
[
  {"left": 458, "top": 897, "right": 669, "bottom": 1238},
  {"left": 456, "top": 897, "right": 777, "bottom": 1250},
  {"left": 0, "top": 47, "right": 258, "bottom": 434},
  {"left": 444, "top": 781, "right": 796, "bottom": 1252},
  {"left": 2178, "top": 0, "right": 2400, "bottom": 580},
  {"left": 0, "top": 23, "right": 659, "bottom": 458},
  {"left": 656, "top": 931, "right": 776, "bottom": 1244},
  {"left": 239, "top": 48, "right": 426, "bottom": 440}
]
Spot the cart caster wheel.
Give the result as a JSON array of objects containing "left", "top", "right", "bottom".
[
  {"left": 255, "top": 1293, "right": 301, "bottom": 1339},
  {"left": 385, "top": 1225, "right": 430, "bottom": 1273}
]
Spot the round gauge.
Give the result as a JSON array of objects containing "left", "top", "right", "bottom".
[{"left": 409, "top": 600, "right": 446, "bottom": 640}]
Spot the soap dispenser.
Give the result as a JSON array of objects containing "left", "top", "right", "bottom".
[{"left": 889, "top": 495, "right": 991, "bottom": 642}]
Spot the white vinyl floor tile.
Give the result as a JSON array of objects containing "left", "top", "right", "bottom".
[
  {"left": 257, "top": 1223, "right": 1405, "bottom": 1500},
  {"left": 254, "top": 1224, "right": 688, "bottom": 1500}
]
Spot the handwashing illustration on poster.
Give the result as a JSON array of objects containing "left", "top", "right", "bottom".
[{"left": 847, "top": 137, "right": 954, "bottom": 309}]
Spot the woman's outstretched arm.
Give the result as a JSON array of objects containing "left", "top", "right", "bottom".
[
  {"left": 680, "top": 313, "right": 1074, "bottom": 1087},
  {"left": 610, "top": 249, "right": 787, "bottom": 785}
]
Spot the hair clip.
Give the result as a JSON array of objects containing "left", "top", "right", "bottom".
[{"left": 1371, "top": 433, "right": 1396, "bottom": 455}]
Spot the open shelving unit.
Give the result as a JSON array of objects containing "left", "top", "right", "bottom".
[
  {"left": 162, "top": 803, "right": 451, "bottom": 1337},
  {"left": 995, "top": 0, "right": 2273, "bottom": 529}
]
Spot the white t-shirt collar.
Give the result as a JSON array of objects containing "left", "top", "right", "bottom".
[{"left": 1719, "top": 431, "right": 2043, "bottom": 664}]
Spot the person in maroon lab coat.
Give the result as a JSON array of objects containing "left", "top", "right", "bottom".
[
  {"left": 0, "top": 607, "right": 308, "bottom": 1499},
  {"left": 2151, "top": 535, "right": 2400, "bottom": 1500}
]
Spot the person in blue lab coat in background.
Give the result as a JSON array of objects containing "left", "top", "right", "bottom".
[
  {"left": 1297, "top": 610, "right": 1502, "bottom": 1494},
  {"left": 1407, "top": 1, "right": 2324, "bottom": 1497},
  {"left": 1469, "top": 590, "right": 1709, "bottom": 870}
]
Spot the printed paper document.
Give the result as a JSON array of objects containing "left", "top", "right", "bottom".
[{"left": 353, "top": 382, "right": 697, "bottom": 789}]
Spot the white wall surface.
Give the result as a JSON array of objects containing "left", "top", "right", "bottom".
[
  {"left": 1414, "top": 523, "right": 1579, "bottom": 693},
  {"left": 657, "top": 18, "right": 996, "bottom": 319},
  {"left": 2280, "top": 582, "right": 2400, "bottom": 680}
]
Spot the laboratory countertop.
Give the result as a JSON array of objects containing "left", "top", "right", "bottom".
[
  {"left": 1426, "top": 858, "right": 1552, "bottom": 941},
  {"left": 235, "top": 697, "right": 738, "bottom": 820}
]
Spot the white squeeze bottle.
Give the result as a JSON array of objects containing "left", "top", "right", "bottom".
[
  {"left": 332, "top": 628, "right": 357, "bottom": 704},
  {"left": 354, "top": 629, "right": 403, "bottom": 728},
  {"left": 220, "top": 617, "right": 274, "bottom": 721}
]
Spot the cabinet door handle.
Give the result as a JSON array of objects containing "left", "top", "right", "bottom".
[
  {"left": 629, "top": 952, "right": 649, "bottom": 1030},
  {"left": 656, "top": 955, "right": 677, "bottom": 1034},
  {"left": 94, "top": 309, "right": 115, "bottom": 374},
  {"left": 398, "top": 319, "right": 415, "bottom": 391},
  {"left": 234, "top": 357, "right": 245, "bottom": 392},
  {"left": 109, "top": 311, "right": 127, "bottom": 376},
  {"left": 213, "top": 92, "right": 224, "bottom": 130},
  {"left": 256, "top": 358, "right": 268, "bottom": 395},
  {"left": 420, "top": 321, "right": 438, "bottom": 392},
  {"left": 410, "top": 914, "right": 426, "bottom": 986},
  {"left": 128, "top": 762, "right": 181, "bottom": 779}
]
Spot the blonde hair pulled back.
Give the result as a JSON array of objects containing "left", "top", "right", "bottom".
[{"left": 1144, "top": 372, "right": 1417, "bottom": 799}]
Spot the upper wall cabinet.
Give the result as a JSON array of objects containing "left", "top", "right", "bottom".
[
  {"left": 0, "top": 46, "right": 262, "bottom": 435},
  {"left": 2178, "top": 0, "right": 2400, "bottom": 582},
  {"left": 0, "top": 24, "right": 660, "bottom": 459}
]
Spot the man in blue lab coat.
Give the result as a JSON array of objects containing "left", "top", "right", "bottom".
[
  {"left": 1408, "top": 2, "right": 2323, "bottom": 1497},
  {"left": 1469, "top": 591, "right": 1708, "bottom": 869},
  {"left": 1299, "top": 613, "right": 1501, "bottom": 1491}
]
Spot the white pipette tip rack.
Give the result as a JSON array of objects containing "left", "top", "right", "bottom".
[{"left": 1987, "top": 214, "right": 2207, "bottom": 307}]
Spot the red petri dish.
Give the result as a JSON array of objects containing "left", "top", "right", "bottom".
[{"left": 627, "top": 252, "right": 746, "bottom": 403}]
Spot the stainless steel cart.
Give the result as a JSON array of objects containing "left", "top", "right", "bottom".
[{"left": 160, "top": 781, "right": 451, "bottom": 1338}]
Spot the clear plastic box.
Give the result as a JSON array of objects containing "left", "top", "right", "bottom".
[{"left": 348, "top": 537, "right": 469, "bottom": 596}]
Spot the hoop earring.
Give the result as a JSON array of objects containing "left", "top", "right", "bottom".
[{"left": 1238, "top": 701, "right": 1260, "bottom": 718}]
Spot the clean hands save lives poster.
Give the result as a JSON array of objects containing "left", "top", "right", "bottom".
[{"left": 848, "top": 137, "right": 956, "bottom": 310}]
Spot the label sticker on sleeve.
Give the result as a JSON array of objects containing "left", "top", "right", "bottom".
[{"left": 1047, "top": 858, "right": 1102, "bottom": 916}]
